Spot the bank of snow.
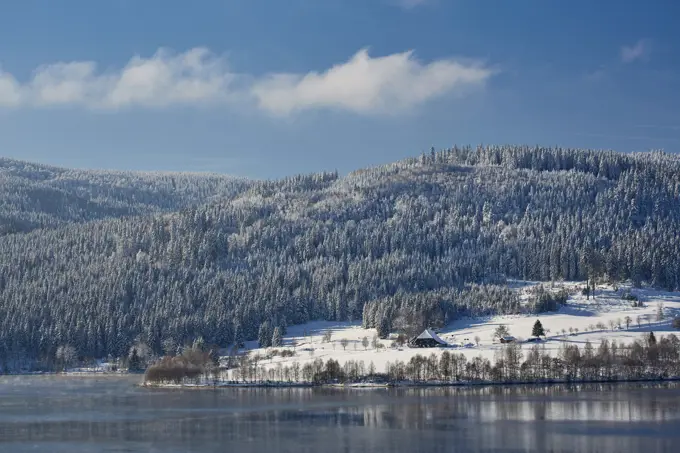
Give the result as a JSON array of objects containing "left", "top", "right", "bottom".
[{"left": 228, "top": 282, "right": 680, "bottom": 376}]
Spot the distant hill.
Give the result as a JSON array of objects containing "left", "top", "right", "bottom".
[
  {"left": 0, "top": 157, "right": 252, "bottom": 234},
  {"left": 2, "top": 145, "right": 680, "bottom": 370}
]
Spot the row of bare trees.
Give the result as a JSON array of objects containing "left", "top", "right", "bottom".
[
  {"left": 386, "top": 333, "right": 680, "bottom": 383},
  {"left": 148, "top": 332, "right": 680, "bottom": 386}
]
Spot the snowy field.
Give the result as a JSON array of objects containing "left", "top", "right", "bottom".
[{"left": 234, "top": 282, "right": 680, "bottom": 375}]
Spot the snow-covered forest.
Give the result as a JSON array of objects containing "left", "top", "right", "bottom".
[
  {"left": 0, "top": 157, "right": 252, "bottom": 235},
  {"left": 2, "top": 145, "right": 680, "bottom": 370}
]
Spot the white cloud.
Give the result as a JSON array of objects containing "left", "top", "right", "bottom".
[
  {"left": 0, "top": 48, "right": 236, "bottom": 109},
  {"left": 621, "top": 39, "right": 650, "bottom": 63},
  {"left": 0, "top": 47, "right": 494, "bottom": 116},
  {"left": 251, "top": 48, "right": 493, "bottom": 116},
  {"left": 0, "top": 69, "right": 22, "bottom": 107}
]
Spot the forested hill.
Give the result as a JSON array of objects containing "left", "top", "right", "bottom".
[
  {"left": 0, "top": 157, "right": 253, "bottom": 235},
  {"left": 2, "top": 145, "right": 680, "bottom": 368}
]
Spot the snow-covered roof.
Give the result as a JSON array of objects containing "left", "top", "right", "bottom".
[
  {"left": 415, "top": 328, "right": 447, "bottom": 344},
  {"left": 501, "top": 336, "right": 516, "bottom": 341}
]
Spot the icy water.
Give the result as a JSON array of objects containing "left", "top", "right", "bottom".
[{"left": 1, "top": 377, "right": 680, "bottom": 452}]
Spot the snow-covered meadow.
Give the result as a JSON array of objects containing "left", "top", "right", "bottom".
[{"left": 234, "top": 282, "right": 680, "bottom": 374}]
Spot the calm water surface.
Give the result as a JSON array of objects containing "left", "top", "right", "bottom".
[{"left": 1, "top": 376, "right": 679, "bottom": 452}]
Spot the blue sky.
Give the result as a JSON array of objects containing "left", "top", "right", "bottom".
[{"left": 0, "top": 0, "right": 679, "bottom": 179}]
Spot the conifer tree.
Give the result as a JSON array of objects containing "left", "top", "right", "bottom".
[
  {"left": 532, "top": 320, "right": 545, "bottom": 338},
  {"left": 272, "top": 327, "right": 283, "bottom": 347},
  {"left": 128, "top": 348, "right": 141, "bottom": 372},
  {"left": 258, "top": 322, "right": 272, "bottom": 348}
]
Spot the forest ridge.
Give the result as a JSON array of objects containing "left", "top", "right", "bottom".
[{"left": 1, "top": 145, "right": 679, "bottom": 369}]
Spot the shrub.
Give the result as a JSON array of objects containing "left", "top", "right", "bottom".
[
  {"left": 144, "top": 356, "right": 204, "bottom": 384},
  {"left": 144, "top": 347, "right": 211, "bottom": 384},
  {"left": 529, "top": 287, "right": 568, "bottom": 313},
  {"left": 621, "top": 290, "right": 638, "bottom": 302}
]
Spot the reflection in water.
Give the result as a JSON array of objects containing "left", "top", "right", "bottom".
[{"left": 0, "top": 377, "right": 679, "bottom": 452}]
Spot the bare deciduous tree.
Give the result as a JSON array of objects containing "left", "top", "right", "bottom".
[
  {"left": 371, "top": 334, "right": 380, "bottom": 350},
  {"left": 657, "top": 303, "right": 665, "bottom": 321},
  {"left": 493, "top": 325, "right": 510, "bottom": 341},
  {"left": 56, "top": 345, "right": 77, "bottom": 371}
]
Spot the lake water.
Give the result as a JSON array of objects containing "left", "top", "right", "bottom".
[{"left": 1, "top": 377, "right": 679, "bottom": 452}]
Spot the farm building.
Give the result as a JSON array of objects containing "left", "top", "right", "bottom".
[
  {"left": 500, "top": 336, "right": 517, "bottom": 344},
  {"left": 410, "top": 329, "right": 448, "bottom": 348}
]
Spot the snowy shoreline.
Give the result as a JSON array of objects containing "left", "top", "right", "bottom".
[
  {"left": 0, "top": 371, "right": 139, "bottom": 378},
  {"left": 213, "top": 282, "right": 680, "bottom": 375},
  {"left": 8, "top": 282, "right": 679, "bottom": 383},
  {"left": 140, "top": 376, "right": 680, "bottom": 390}
]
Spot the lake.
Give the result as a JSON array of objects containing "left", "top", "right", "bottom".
[{"left": 1, "top": 376, "right": 679, "bottom": 452}]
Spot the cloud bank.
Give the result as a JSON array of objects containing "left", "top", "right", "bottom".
[
  {"left": 0, "top": 48, "right": 235, "bottom": 109},
  {"left": 0, "top": 47, "right": 494, "bottom": 115}
]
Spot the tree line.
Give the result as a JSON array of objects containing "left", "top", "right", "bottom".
[{"left": 148, "top": 332, "right": 680, "bottom": 386}]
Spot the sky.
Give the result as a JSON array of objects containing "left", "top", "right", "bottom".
[{"left": 0, "top": 0, "right": 679, "bottom": 179}]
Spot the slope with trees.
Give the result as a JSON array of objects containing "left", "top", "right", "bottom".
[
  {"left": 0, "top": 157, "right": 253, "bottom": 235},
  {"left": 2, "top": 145, "right": 680, "bottom": 370}
]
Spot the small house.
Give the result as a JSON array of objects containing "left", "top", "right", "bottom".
[
  {"left": 499, "top": 336, "right": 516, "bottom": 344},
  {"left": 410, "top": 328, "right": 448, "bottom": 348}
]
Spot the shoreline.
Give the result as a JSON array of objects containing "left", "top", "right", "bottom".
[
  {"left": 0, "top": 371, "right": 139, "bottom": 378},
  {"left": 140, "top": 376, "right": 680, "bottom": 390}
]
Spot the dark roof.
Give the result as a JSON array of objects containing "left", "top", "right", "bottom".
[{"left": 414, "top": 329, "right": 447, "bottom": 344}]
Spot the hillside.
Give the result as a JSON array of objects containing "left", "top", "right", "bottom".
[
  {"left": 0, "top": 157, "right": 253, "bottom": 234},
  {"left": 2, "top": 145, "right": 680, "bottom": 370}
]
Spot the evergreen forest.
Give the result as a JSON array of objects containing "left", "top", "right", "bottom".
[{"left": 2, "top": 145, "right": 680, "bottom": 369}]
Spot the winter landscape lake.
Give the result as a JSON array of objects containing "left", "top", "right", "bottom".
[{"left": 1, "top": 376, "right": 679, "bottom": 453}]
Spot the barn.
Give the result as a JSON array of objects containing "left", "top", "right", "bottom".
[{"left": 410, "top": 329, "right": 448, "bottom": 348}]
